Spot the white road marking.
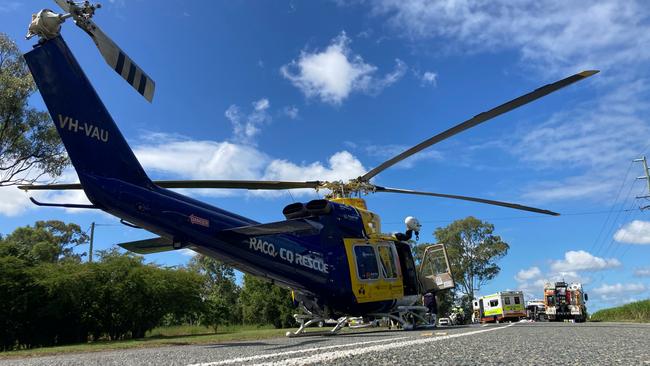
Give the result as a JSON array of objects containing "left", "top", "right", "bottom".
[
  {"left": 186, "top": 336, "right": 410, "bottom": 366},
  {"left": 253, "top": 324, "right": 515, "bottom": 366}
]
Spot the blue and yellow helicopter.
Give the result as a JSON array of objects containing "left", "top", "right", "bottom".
[{"left": 20, "top": 1, "right": 597, "bottom": 335}]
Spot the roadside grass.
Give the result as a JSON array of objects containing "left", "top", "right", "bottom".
[
  {"left": 590, "top": 299, "right": 650, "bottom": 323},
  {"left": 0, "top": 325, "right": 289, "bottom": 359}
]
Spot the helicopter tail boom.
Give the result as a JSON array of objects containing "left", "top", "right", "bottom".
[{"left": 24, "top": 36, "right": 153, "bottom": 192}]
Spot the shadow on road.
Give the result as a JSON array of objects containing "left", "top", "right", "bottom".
[
  {"left": 203, "top": 341, "right": 271, "bottom": 348},
  {"left": 266, "top": 339, "right": 329, "bottom": 351}
]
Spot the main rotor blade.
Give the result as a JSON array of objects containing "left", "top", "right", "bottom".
[
  {"left": 153, "top": 180, "right": 322, "bottom": 190},
  {"left": 359, "top": 70, "right": 599, "bottom": 182},
  {"left": 374, "top": 186, "right": 559, "bottom": 216},
  {"left": 18, "top": 180, "right": 322, "bottom": 191}
]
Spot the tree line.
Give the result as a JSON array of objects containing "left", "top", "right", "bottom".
[{"left": 0, "top": 220, "right": 296, "bottom": 351}]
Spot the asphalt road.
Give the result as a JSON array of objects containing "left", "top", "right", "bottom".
[{"left": 3, "top": 322, "right": 649, "bottom": 366}]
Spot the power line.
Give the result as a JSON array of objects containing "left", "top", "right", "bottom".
[
  {"left": 588, "top": 161, "right": 633, "bottom": 255},
  {"left": 593, "top": 179, "right": 639, "bottom": 258}
]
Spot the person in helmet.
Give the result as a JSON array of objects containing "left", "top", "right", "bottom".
[{"left": 395, "top": 216, "right": 422, "bottom": 241}]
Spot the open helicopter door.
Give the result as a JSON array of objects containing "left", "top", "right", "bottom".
[{"left": 418, "top": 244, "right": 454, "bottom": 292}]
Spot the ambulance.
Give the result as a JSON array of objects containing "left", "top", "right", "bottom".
[{"left": 475, "top": 291, "right": 526, "bottom": 323}]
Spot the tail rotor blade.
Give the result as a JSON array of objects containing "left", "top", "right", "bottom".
[{"left": 81, "top": 21, "right": 156, "bottom": 102}]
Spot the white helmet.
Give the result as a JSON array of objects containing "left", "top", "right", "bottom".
[{"left": 405, "top": 216, "right": 422, "bottom": 232}]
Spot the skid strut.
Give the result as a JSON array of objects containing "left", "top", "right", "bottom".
[{"left": 286, "top": 305, "right": 432, "bottom": 337}]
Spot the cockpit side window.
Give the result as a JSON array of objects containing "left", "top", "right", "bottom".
[
  {"left": 353, "top": 245, "right": 379, "bottom": 280},
  {"left": 377, "top": 245, "right": 398, "bottom": 279}
]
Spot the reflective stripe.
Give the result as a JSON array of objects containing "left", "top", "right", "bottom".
[
  {"left": 114, "top": 52, "right": 125, "bottom": 74},
  {"left": 127, "top": 63, "right": 136, "bottom": 84},
  {"left": 138, "top": 73, "right": 147, "bottom": 95}
]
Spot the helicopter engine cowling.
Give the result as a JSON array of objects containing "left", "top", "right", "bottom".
[
  {"left": 305, "top": 199, "right": 332, "bottom": 216},
  {"left": 282, "top": 202, "right": 309, "bottom": 219}
]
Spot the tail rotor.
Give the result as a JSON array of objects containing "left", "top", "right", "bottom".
[{"left": 27, "top": 1, "right": 155, "bottom": 102}]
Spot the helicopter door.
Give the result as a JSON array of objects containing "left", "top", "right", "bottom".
[{"left": 418, "top": 243, "right": 454, "bottom": 293}]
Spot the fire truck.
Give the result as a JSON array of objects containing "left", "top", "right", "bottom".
[{"left": 544, "top": 282, "right": 588, "bottom": 322}]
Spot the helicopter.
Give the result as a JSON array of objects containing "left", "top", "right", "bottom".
[{"left": 19, "top": 1, "right": 597, "bottom": 336}]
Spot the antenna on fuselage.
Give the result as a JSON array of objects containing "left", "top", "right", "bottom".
[{"left": 26, "top": 0, "right": 156, "bottom": 102}]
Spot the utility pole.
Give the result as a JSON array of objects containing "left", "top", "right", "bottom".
[
  {"left": 634, "top": 156, "right": 650, "bottom": 210},
  {"left": 89, "top": 222, "right": 95, "bottom": 263}
]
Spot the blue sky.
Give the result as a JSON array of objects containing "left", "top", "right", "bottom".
[{"left": 2, "top": 0, "right": 650, "bottom": 311}]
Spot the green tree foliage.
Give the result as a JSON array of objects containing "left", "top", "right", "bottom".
[
  {"left": 0, "top": 220, "right": 88, "bottom": 263},
  {"left": 0, "top": 223, "right": 203, "bottom": 350},
  {"left": 433, "top": 216, "right": 509, "bottom": 303},
  {"left": 239, "top": 274, "right": 296, "bottom": 328},
  {"left": 188, "top": 254, "right": 240, "bottom": 332},
  {"left": 0, "top": 33, "right": 67, "bottom": 186}
]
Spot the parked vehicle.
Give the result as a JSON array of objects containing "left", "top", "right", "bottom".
[
  {"left": 544, "top": 282, "right": 588, "bottom": 322},
  {"left": 475, "top": 291, "right": 526, "bottom": 323}
]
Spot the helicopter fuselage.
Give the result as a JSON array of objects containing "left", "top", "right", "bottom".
[{"left": 82, "top": 172, "right": 417, "bottom": 317}]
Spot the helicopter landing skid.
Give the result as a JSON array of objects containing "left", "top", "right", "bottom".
[
  {"left": 370, "top": 305, "right": 431, "bottom": 330},
  {"left": 285, "top": 314, "right": 349, "bottom": 337}
]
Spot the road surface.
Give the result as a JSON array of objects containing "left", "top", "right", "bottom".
[{"left": 2, "top": 322, "right": 649, "bottom": 365}]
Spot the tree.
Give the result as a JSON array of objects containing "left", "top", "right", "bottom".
[
  {"left": 0, "top": 33, "right": 68, "bottom": 186},
  {"left": 239, "top": 274, "right": 296, "bottom": 328},
  {"left": 188, "top": 254, "right": 240, "bottom": 332},
  {"left": 433, "top": 216, "right": 509, "bottom": 304},
  {"left": 0, "top": 220, "right": 89, "bottom": 263}
]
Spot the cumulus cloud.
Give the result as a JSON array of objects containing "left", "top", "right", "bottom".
[
  {"left": 550, "top": 250, "right": 621, "bottom": 272},
  {"left": 283, "top": 105, "right": 299, "bottom": 120},
  {"left": 263, "top": 151, "right": 364, "bottom": 183},
  {"left": 634, "top": 268, "right": 650, "bottom": 277},
  {"left": 224, "top": 98, "right": 272, "bottom": 145},
  {"left": 0, "top": 168, "right": 94, "bottom": 217},
  {"left": 614, "top": 220, "right": 650, "bottom": 245},
  {"left": 514, "top": 250, "right": 623, "bottom": 299},
  {"left": 281, "top": 32, "right": 407, "bottom": 104},
  {"left": 593, "top": 283, "right": 647, "bottom": 297},
  {"left": 134, "top": 134, "right": 366, "bottom": 198},
  {"left": 419, "top": 71, "right": 437, "bottom": 86},
  {"left": 135, "top": 140, "right": 269, "bottom": 181},
  {"left": 515, "top": 266, "right": 541, "bottom": 282}
]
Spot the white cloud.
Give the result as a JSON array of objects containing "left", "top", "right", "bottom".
[
  {"left": 179, "top": 248, "right": 197, "bottom": 257},
  {"left": 420, "top": 71, "right": 437, "bottom": 86},
  {"left": 134, "top": 135, "right": 365, "bottom": 198},
  {"left": 0, "top": 170, "right": 92, "bottom": 217},
  {"left": 135, "top": 140, "right": 269, "bottom": 181},
  {"left": 0, "top": 187, "right": 32, "bottom": 216},
  {"left": 515, "top": 266, "right": 541, "bottom": 282},
  {"left": 281, "top": 32, "right": 406, "bottom": 104},
  {"left": 550, "top": 250, "right": 621, "bottom": 272},
  {"left": 365, "top": 1, "right": 650, "bottom": 204},
  {"left": 369, "top": 0, "right": 650, "bottom": 76},
  {"left": 283, "top": 105, "right": 299, "bottom": 120},
  {"left": 263, "top": 151, "right": 364, "bottom": 183},
  {"left": 363, "top": 144, "right": 442, "bottom": 169},
  {"left": 614, "top": 220, "right": 650, "bottom": 245},
  {"left": 634, "top": 268, "right": 650, "bottom": 277},
  {"left": 593, "top": 283, "right": 647, "bottom": 297},
  {"left": 516, "top": 81, "right": 650, "bottom": 203},
  {"left": 224, "top": 98, "right": 271, "bottom": 145}
]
